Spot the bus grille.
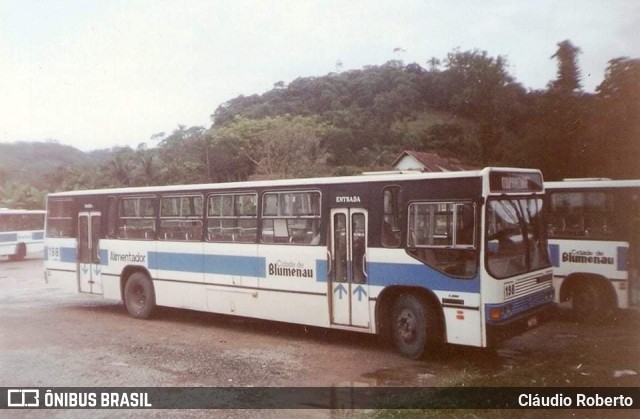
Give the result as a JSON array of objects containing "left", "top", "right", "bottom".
[{"left": 513, "top": 273, "right": 553, "bottom": 299}]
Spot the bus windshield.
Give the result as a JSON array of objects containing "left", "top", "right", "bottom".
[{"left": 486, "top": 197, "right": 550, "bottom": 278}]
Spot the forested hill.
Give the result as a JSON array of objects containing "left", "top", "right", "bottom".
[
  {"left": 205, "top": 45, "right": 639, "bottom": 182},
  {"left": 1, "top": 42, "right": 639, "bottom": 209},
  {"left": 0, "top": 141, "right": 120, "bottom": 208},
  {"left": 0, "top": 141, "right": 91, "bottom": 185},
  {"left": 210, "top": 59, "right": 486, "bottom": 168}
]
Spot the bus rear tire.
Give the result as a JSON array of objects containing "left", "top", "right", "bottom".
[
  {"left": 391, "top": 294, "right": 440, "bottom": 359},
  {"left": 8, "top": 243, "right": 26, "bottom": 261},
  {"left": 124, "top": 272, "right": 156, "bottom": 319}
]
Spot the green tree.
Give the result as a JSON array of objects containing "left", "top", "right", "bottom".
[
  {"left": 253, "top": 117, "right": 330, "bottom": 179},
  {"left": 155, "top": 126, "right": 208, "bottom": 184},
  {"left": 130, "top": 143, "right": 160, "bottom": 186},
  {"left": 512, "top": 90, "right": 591, "bottom": 180},
  {"left": 103, "top": 147, "right": 137, "bottom": 187},
  {"left": 589, "top": 57, "right": 640, "bottom": 178},
  {"left": 537, "top": 40, "right": 588, "bottom": 179},
  {"left": 549, "top": 40, "right": 582, "bottom": 94},
  {"left": 443, "top": 49, "right": 526, "bottom": 164},
  {"left": 207, "top": 116, "right": 331, "bottom": 180},
  {"left": 206, "top": 117, "right": 266, "bottom": 181},
  {"left": 0, "top": 181, "right": 46, "bottom": 209}
]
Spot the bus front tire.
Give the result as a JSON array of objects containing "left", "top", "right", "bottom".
[
  {"left": 391, "top": 294, "right": 440, "bottom": 359},
  {"left": 124, "top": 272, "right": 156, "bottom": 319},
  {"left": 572, "top": 281, "right": 614, "bottom": 323}
]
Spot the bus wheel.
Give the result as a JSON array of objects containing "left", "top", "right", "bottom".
[
  {"left": 391, "top": 295, "right": 439, "bottom": 359},
  {"left": 124, "top": 272, "right": 156, "bottom": 319},
  {"left": 572, "top": 281, "right": 613, "bottom": 323},
  {"left": 9, "top": 243, "right": 26, "bottom": 261}
]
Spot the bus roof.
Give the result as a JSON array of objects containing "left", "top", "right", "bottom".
[
  {"left": 47, "top": 167, "right": 541, "bottom": 197},
  {"left": 545, "top": 178, "right": 640, "bottom": 190},
  {"left": 0, "top": 209, "right": 46, "bottom": 214}
]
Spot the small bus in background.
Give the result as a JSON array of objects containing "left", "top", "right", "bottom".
[
  {"left": 545, "top": 179, "right": 640, "bottom": 320},
  {"left": 0, "top": 208, "right": 46, "bottom": 261},
  {"left": 44, "top": 168, "right": 554, "bottom": 358}
]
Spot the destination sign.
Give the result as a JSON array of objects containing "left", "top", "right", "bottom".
[{"left": 489, "top": 171, "right": 543, "bottom": 193}]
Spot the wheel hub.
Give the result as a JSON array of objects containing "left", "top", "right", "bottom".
[
  {"left": 133, "top": 285, "right": 146, "bottom": 307},
  {"left": 397, "top": 309, "right": 417, "bottom": 342}
]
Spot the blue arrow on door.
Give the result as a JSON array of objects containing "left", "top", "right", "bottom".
[
  {"left": 334, "top": 284, "right": 347, "bottom": 299},
  {"left": 81, "top": 264, "right": 88, "bottom": 275},
  {"left": 93, "top": 265, "right": 101, "bottom": 275},
  {"left": 353, "top": 285, "right": 367, "bottom": 301}
]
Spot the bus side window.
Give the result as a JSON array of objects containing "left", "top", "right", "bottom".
[
  {"left": 159, "top": 195, "right": 203, "bottom": 241},
  {"left": 207, "top": 193, "right": 257, "bottom": 243},
  {"left": 260, "top": 191, "right": 321, "bottom": 245},
  {"left": 382, "top": 186, "right": 401, "bottom": 247},
  {"left": 118, "top": 197, "right": 157, "bottom": 240},
  {"left": 547, "top": 214, "right": 565, "bottom": 237},
  {"left": 549, "top": 191, "right": 617, "bottom": 239},
  {"left": 407, "top": 201, "right": 477, "bottom": 278},
  {"left": 47, "top": 199, "right": 75, "bottom": 238}
]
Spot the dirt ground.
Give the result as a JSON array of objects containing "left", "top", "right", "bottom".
[{"left": 1, "top": 256, "right": 639, "bottom": 418}]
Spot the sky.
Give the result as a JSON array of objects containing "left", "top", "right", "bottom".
[{"left": 1, "top": 0, "right": 638, "bottom": 152}]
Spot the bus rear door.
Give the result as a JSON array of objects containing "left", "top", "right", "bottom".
[{"left": 78, "top": 211, "right": 103, "bottom": 294}]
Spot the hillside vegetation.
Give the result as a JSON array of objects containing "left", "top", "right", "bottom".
[{"left": 1, "top": 41, "right": 639, "bottom": 209}]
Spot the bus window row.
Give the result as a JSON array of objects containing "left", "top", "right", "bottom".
[
  {"left": 0, "top": 213, "right": 45, "bottom": 232},
  {"left": 48, "top": 191, "right": 322, "bottom": 246},
  {"left": 46, "top": 193, "right": 477, "bottom": 262},
  {"left": 547, "top": 191, "right": 617, "bottom": 239}
]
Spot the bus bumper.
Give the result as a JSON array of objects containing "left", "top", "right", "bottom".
[{"left": 485, "top": 301, "right": 556, "bottom": 347}]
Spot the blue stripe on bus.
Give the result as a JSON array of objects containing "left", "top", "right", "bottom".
[
  {"left": 368, "top": 262, "right": 480, "bottom": 292},
  {"left": 0, "top": 233, "right": 18, "bottom": 243},
  {"left": 205, "top": 254, "right": 266, "bottom": 277},
  {"left": 49, "top": 247, "right": 477, "bottom": 292},
  {"left": 149, "top": 251, "right": 266, "bottom": 277},
  {"left": 60, "top": 247, "right": 77, "bottom": 263},
  {"left": 316, "top": 260, "right": 328, "bottom": 282},
  {"left": 312, "top": 259, "right": 477, "bottom": 292},
  {"left": 617, "top": 246, "right": 628, "bottom": 271},
  {"left": 45, "top": 247, "right": 107, "bottom": 264},
  {"left": 100, "top": 249, "right": 109, "bottom": 266},
  {"left": 0, "top": 231, "right": 44, "bottom": 242},
  {"left": 548, "top": 244, "right": 560, "bottom": 267},
  {"left": 149, "top": 251, "right": 203, "bottom": 273},
  {"left": 148, "top": 251, "right": 476, "bottom": 291}
]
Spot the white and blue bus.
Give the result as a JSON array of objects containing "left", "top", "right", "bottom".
[
  {"left": 546, "top": 179, "right": 640, "bottom": 320},
  {"left": 0, "top": 208, "right": 45, "bottom": 261},
  {"left": 44, "top": 168, "right": 554, "bottom": 358}
]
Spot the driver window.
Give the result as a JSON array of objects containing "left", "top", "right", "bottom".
[{"left": 407, "top": 201, "right": 477, "bottom": 278}]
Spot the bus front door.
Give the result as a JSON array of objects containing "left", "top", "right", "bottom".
[
  {"left": 329, "top": 208, "right": 369, "bottom": 328},
  {"left": 78, "top": 211, "right": 103, "bottom": 294}
]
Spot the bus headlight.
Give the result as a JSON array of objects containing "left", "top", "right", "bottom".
[{"left": 504, "top": 304, "right": 512, "bottom": 316}]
